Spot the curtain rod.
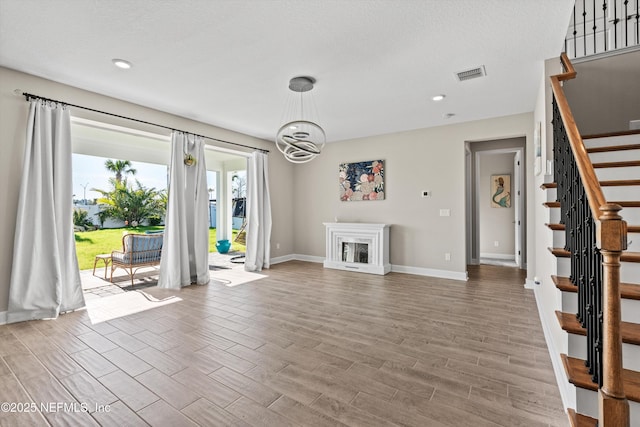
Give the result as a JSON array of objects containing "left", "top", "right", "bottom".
[{"left": 21, "top": 92, "right": 269, "bottom": 154}]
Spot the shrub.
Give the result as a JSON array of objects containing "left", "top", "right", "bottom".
[{"left": 73, "top": 208, "right": 95, "bottom": 230}]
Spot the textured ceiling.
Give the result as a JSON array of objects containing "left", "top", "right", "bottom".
[{"left": 0, "top": 0, "right": 574, "bottom": 143}]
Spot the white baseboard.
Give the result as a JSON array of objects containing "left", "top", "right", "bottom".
[
  {"left": 524, "top": 278, "right": 536, "bottom": 289},
  {"left": 270, "top": 254, "right": 324, "bottom": 265},
  {"left": 480, "top": 253, "right": 516, "bottom": 260},
  {"left": 391, "top": 264, "right": 468, "bottom": 281},
  {"left": 270, "top": 255, "right": 467, "bottom": 281},
  {"left": 534, "top": 285, "right": 575, "bottom": 412},
  {"left": 270, "top": 254, "right": 296, "bottom": 265},
  {"left": 291, "top": 254, "right": 324, "bottom": 263},
  {"left": 0, "top": 311, "right": 7, "bottom": 325}
]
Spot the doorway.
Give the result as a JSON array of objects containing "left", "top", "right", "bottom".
[{"left": 465, "top": 137, "right": 526, "bottom": 269}]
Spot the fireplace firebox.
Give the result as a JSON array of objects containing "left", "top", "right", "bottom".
[{"left": 323, "top": 223, "right": 390, "bottom": 275}]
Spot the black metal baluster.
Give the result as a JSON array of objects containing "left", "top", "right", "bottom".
[
  {"left": 551, "top": 91, "right": 604, "bottom": 387},
  {"left": 573, "top": 5, "right": 578, "bottom": 57},
  {"left": 625, "top": 0, "right": 629, "bottom": 47},
  {"left": 583, "top": 191, "right": 594, "bottom": 376},
  {"left": 603, "top": 0, "right": 608, "bottom": 51},
  {"left": 593, "top": 218, "right": 603, "bottom": 386},
  {"left": 584, "top": 0, "right": 589, "bottom": 56},
  {"left": 594, "top": 0, "right": 598, "bottom": 54},
  {"left": 636, "top": 0, "right": 639, "bottom": 44},
  {"left": 612, "top": 0, "right": 617, "bottom": 49}
]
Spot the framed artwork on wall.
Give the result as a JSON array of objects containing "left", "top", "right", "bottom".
[
  {"left": 491, "top": 174, "right": 511, "bottom": 208},
  {"left": 534, "top": 121, "right": 542, "bottom": 176},
  {"left": 339, "top": 160, "right": 384, "bottom": 201}
]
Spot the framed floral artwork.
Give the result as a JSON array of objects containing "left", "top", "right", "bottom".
[{"left": 339, "top": 160, "right": 384, "bottom": 201}]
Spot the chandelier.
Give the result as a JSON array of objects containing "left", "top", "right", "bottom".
[{"left": 276, "top": 76, "right": 325, "bottom": 163}]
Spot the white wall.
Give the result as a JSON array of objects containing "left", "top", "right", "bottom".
[
  {"left": 0, "top": 66, "right": 540, "bottom": 314},
  {"left": 0, "top": 66, "right": 295, "bottom": 313},
  {"left": 291, "top": 113, "right": 535, "bottom": 278},
  {"left": 479, "top": 153, "right": 515, "bottom": 257},
  {"left": 532, "top": 57, "right": 573, "bottom": 410},
  {"left": 563, "top": 49, "right": 640, "bottom": 135}
]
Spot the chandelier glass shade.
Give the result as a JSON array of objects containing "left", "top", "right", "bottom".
[{"left": 275, "top": 77, "right": 325, "bottom": 163}]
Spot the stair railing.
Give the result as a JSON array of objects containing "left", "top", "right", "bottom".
[
  {"left": 566, "top": 0, "right": 640, "bottom": 59},
  {"left": 550, "top": 52, "right": 629, "bottom": 426}
]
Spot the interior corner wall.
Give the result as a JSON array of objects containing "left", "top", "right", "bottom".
[
  {"left": 291, "top": 112, "right": 534, "bottom": 277},
  {"left": 563, "top": 49, "right": 640, "bottom": 134},
  {"left": 479, "top": 153, "right": 516, "bottom": 257},
  {"left": 532, "top": 56, "right": 573, "bottom": 410},
  {"left": 0, "top": 66, "right": 294, "bottom": 314}
]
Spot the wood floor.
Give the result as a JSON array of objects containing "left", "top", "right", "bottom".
[{"left": 0, "top": 261, "right": 568, "bottom": 426}]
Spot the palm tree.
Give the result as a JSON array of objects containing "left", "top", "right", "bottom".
[{"left": 104, "top": 159, "right": 137, "bottom": 183}]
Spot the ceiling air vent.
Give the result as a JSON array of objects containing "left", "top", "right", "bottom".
[{"left": 455, "top": 65, "right": 486, "bottom": 82}]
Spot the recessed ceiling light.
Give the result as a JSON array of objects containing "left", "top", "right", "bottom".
[
  {"left": 112, "top": 59, "right": 132, "bottom": 69},
  {"left": 432, "top": 94, "right": 446, "bottom": 101}
]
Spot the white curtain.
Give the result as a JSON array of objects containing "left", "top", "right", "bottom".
[
  {"left": 8, "top": 100, "right": 85, "bottom": 323},
  {"left": 158, "top": 132, "right": 210, "bottom": 288},
  {"left": 244, "top": 151, "right": 272, "bottom": 271}
]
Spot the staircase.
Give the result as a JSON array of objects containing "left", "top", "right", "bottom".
[{"left": 544, "top": 54, "right": 640, "bottom": 426}]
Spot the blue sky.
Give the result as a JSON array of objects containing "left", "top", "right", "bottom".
[{"left": 72, "top": 154, "right": 218, "bottom": 202}]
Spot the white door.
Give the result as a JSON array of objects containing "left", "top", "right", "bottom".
[{"left": 513, "top": 150, "right": 522, "bottom": 267}]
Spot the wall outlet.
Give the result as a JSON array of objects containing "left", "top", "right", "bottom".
[
  {"left": 439, "top": 209, "right": 450, "bottom": 217},
  {"left": 422, "top": 190, "right": 430, "bottom": 198},
  {"left": 494, "top": 240, "right": 499, "bottom": 247},
  {"left": 445, "top": 253, "right": 451, "bottom": 261},
  {"left": 276, "top": 243, "right": 280, "bottom": 249}
]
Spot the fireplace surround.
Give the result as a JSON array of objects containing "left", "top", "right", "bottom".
[{"left": 323, "top": 222, "right": 390, "bottom": 275}]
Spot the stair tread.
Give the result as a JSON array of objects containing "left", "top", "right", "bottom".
[
  {"left": 556, "top": 311, "right": 640, "bottom": 345},
  {"left": 583, "top": 129, "right": 640, "bottom": 140},
  {"left": 545, "top": 223, "right": 566, "bottom": 231},
  {"left": 567, "top": 409, "right": 597, "bottom": 427},
  {"left": 592, "top": 160, "right": 640, "bottom": 168},
  {"left": 544, "top": 201, "right": 640, "bottom": 208},
  {"left": 587, "top": 143, "right": 640, "bottom": 153},
  {"left": 552, "top": 275, "right": 640, "bottom": 301},
  {"left": 561, "top": 354, "right": 640, "bottom": 403},
  {"left": 548, "top": 247, "right": 640, "bottom": 262},
  {"left": 541, "top": 179, "right": 640, "bottom": 188},
  {"left": 545, "top": 223, "right": 640, "bottom": 233}
]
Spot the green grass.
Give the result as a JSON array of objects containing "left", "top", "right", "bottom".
[{"left": 74, "top": 226, "right": 245, "bottom": 270}]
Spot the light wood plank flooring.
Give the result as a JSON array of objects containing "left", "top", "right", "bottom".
[{"left": 0, "top": 261, "right": 568, "bottom": 426}]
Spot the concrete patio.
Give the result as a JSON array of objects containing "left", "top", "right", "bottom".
[{"left": 80, "top": 251, "right": 247, "bottom": 300}]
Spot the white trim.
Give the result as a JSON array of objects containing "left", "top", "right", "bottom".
[
  {"left": 473, "top": 145, "right": 526, "bottom": 269},
  {"left": 293, "top": 254, "right": 324, "bottom": 263},
  {"left": 71, "top": 116, "right": 170, "bottom": 141},
  {"left": 480, "top": 253, "right": 516, "bottom": 260},
  {"left": 392, "top": 264, "right": 468, "bottom": 281},
  {"left": 204, "top": 143, "right": 252, "bottom": 158},
  {"left": 270, "top": 254, "right": 297, "bottom": 265},
  {"left": 534, "top": 285, "right": 575, "bottom": 412},
  {"left": 270, "top": 255, "right": 467, "bottom": 281},
  {"left": 0, "top": 311, "right": 7, "bottom": 325},
  {"left": 270, "top": 254, "right": 324, "bottom": 265},
  {"left": 524, "top": 278, "right": 536, "bottom": 289}
]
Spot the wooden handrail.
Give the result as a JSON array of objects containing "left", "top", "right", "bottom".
[
  {"left": 550, "top": 53, "right": 629, "bottom": 427},
  {"left": 549, "top": 53, "right": 606, "bottom": 221}
]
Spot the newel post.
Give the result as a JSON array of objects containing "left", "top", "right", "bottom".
[{"left": 598, "top": 203, "right": 629, "bottom": 427}]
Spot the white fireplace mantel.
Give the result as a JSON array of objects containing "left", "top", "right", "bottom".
[{"left": 323, "top": 222, "right": 390, "bottom": 275}]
